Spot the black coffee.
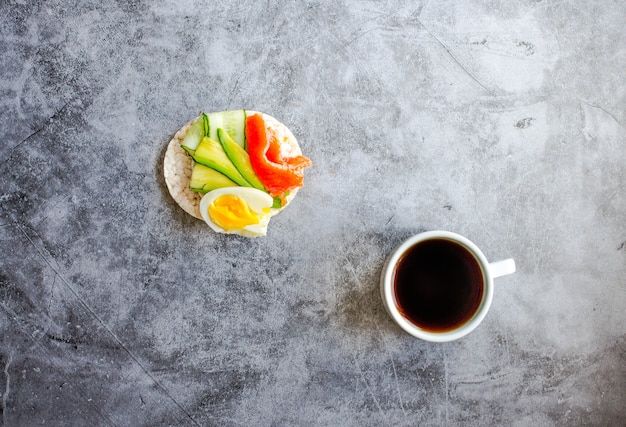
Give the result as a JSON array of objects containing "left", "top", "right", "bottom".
[{"left": 393, "top": 238, "right": 484, "bottom": 332}]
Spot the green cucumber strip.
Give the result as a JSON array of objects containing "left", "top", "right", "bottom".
[
  {"left": 189, "top": 163, "right": 238, "bottom": 193},
  {"left": 180, "top": 118, "right": 205, "bottom": 155},
  {"left": 202, "top": 113, "right": 210, "bottom": 137},
  {"left": 206, "top": 110, "right": 247, "bottom": 149}
]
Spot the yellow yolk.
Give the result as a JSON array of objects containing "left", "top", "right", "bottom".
[
  {"left": 208, "top": 194, "right": 261, "bottom": 231},
  {"left": 199, "top": 187, "right": 275, "bottom": 237}
]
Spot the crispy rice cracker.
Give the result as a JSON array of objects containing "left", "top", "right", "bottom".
[{"left": 163, "top": 112, "right": 300, "bottom": 220}]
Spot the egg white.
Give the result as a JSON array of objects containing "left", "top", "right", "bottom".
[{"left": 199, "top": 187, "right": 274, "bottom": 237}]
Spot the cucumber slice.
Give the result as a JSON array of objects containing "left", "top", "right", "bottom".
[
  {"left": 202, "top": 113, "right": 209, "bottom": 136},
  {"left": 218, "top": 128, "right": 266, "bottom": 192},
  {"left": 193, "top": 136, "right": 251, "bottom": 187},
  {"left": 205, "top": 110, "right": 247, "bottom": 149},
  {"left": 180, "top": 118, "right": 204, "bottom": 155},
  {"left": 189, "top": 163, "right": 238, "bottom": 193}
]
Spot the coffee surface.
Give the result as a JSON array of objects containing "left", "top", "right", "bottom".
[{"left": 393, "top": 239, "right": 484, "bottom": 332}]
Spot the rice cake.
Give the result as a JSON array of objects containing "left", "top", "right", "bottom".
[{"left": 163, "top": 111, "right": 300, "bottom": 220}]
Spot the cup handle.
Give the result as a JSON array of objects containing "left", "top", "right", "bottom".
[{"left": 489, "top": 258, "right": 516, "bottom": 279}]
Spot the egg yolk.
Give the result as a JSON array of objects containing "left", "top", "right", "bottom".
[{"left": 208, "top": 194, "right": 263, "bottom": 231}]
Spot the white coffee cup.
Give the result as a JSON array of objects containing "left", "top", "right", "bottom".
[{"left": 380, "top": 231, "right": 516, "bottom": 342}]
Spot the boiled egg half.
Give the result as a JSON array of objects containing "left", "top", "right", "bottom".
[{"left": 199, "top": 187, "right": 274, "bottom": 237}]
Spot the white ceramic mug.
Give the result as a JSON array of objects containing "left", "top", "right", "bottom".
[{"left": 380, "top": 231, "right": 516, "bottom": 342}]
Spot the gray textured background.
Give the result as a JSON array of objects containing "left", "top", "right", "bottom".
[{"left": 1, "top": 0, "right": 625, "bottom": 426}]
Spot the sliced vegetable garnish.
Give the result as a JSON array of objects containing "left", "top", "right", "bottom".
[
  {"left": 202, "top": 113, "right": 210, "bottom": 136},
  {"left": 189, "top": 163, "right": 238, "bottom": 193},
  {"left": 180, "top": 118, "right": 205, "bottom": 155},
  {"left": 218, "top": 128, "right": 266, "bottom": 192},
  {"left": 204, "top": 110, "right": 247, "bottom": 148},
  {"left": 193, "top": 136, "right": 251, "bottom": 187}
]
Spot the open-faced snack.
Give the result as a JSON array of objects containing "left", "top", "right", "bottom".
[{"left": 164, "top": 110, "right": 311, "bottom": 237}]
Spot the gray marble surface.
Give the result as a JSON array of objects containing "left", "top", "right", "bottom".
[{"left": 1, "top": 1, "right": 625, "bottom": 426}]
